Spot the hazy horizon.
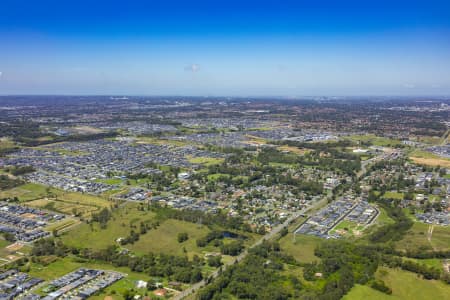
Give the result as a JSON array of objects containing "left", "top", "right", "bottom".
[{"left": 1, "top": 0, "right": 450, "bottom": 96}]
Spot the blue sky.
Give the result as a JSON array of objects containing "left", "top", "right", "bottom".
[{"left": 1, "top": 0, "right": 450, "bottom": 96}]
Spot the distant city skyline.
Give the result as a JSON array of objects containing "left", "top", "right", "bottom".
[{"left": 1, "top": 0, "right": 450, "bottom": 96}]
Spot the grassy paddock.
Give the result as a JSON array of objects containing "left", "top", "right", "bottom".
[
  {"left": 0, "top": 183, "right": 52, "bottom": 201},
  {"left": 279, "top": 233, "right": 322, "bottom": 263},
  {"left": 395, "top": 222, "right": 450, "bottom": 252}
]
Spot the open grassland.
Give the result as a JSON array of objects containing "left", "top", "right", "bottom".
[
  {"left": 57, "top": 191, "right": 111, "bottom": 208},
  {"left": 379, "top": 266, "right": 449, "bottom": 299},
  {"left": 409, "top": 149, "right": 450, "bottom": 168},
  {"left": 0, "top": 183, "right": 53, "bottom": 201},
  {"left": 0, "top": 138, "right": 17, "bottom": 152},
  {"left": 395, "top": 222, "right": 450, "bottom": 252},
  {"left": 128, "top": 219, "right": 211, "bottom": 257},
  {"left": 415, "top": 136, "right": 444, "bottom": 145},
  {"left": 61, "top": 205, "right": 158, "bottom": 250},
  {"left": 0, "top": 239, "right": 13, "bottom": 259},
  {"left": 346, "top": 134, "right": 402, "bottom": 147},
  {"left": 410, "top": 156, "right": 450, "bottom": 168},
  {"left": 44, "top": 217, "right": 80, "bottom": 233},
  {"left": 60, "top": 204, "right": 224, "bottom": 258},
  {"left": 25, "top": 190, "right": 112, "bottom": 218},
  {"left": 27, "top": 198, "right": 100, "bottom": 217},
  {"left": 244, "top": 134, "right": 268, "bottom": 145},
  {"left": 61, "top": 203, "right": 258, "bottom": 260},
  {"left": 402, "top": 257, "right": 445, "bottom": 272},
  {"left": 382, "top": 191, "right": 404, "bottom": 200},
  {"left": 343, "top": 284, "right": 392, "bottom": 300},
  {"left": 187, "top": 156, "right": 224, "bottom": 166},
  {"left": 345, "top": 266, "right": 450, "bottom": 300},
  {"left": 279, "top": 233, "right": 322, "bottom": 263}
]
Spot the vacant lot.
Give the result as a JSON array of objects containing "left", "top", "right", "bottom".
[
  {"left": 346, "top": 134, "right": 402, "bottom": 147},
  {"left": 0, "top": 183, "right": 52, "bottom": 201},
  {"left": 395, "top": 222, "right": 450, "bottom": 252},
  {"left": 61, "top": 205, "right": 158, "bottom": 250},
  {"left": 409, "top": 149, "right": 450, "bottom": 167},
  {"left": 187, "top": 156, "right": 224, "bottom": 166},
  {"left": 345, "top": 266, "right": 450, "bottom": 300},
  {"left": 25, "top": 190, "right": 112, "bottom": 218},
  {"left": 343, "top": 284, "right": 392, "bottom": 300},
  {"left": 279, "top": 233, "right": 322, "bottom": 263},
  {"left": 60, "top": 204, "right": 222, "bottom": 258},
  {"left": 410, "top": 156, "right": 450, "bottom": 168}
]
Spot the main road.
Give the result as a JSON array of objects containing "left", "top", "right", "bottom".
[{"left": 173, "top": 197, "right": 328, "bottom": 300}]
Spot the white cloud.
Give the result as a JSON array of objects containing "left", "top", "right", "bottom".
[
  {"left": 0, "top": 71, "right": 2, "bottom": 78},
  {"left": 403, "top": 83, "right": 415, "bottom": 89},
  {"left": 185, "top": 64, "right": 200, "bottom": 72}
]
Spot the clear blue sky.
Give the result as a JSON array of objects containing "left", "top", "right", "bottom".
[{"left": 1, "top": 0, "right": 450, "bottom": 96}]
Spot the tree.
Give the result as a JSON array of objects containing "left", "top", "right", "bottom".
[
  {"left": 207, "top": 255, "right": 222, "bottom": 267},
  {"left": 178, "top": 232, "right": 189, "bottom": 243}
]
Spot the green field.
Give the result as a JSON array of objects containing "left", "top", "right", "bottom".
[
  {"left": 375, "top": 207, "right": 396, "bottom": 225},
  {"left": 383, "top": 191, "right": 404, "bottom": 200},
  {"left": 188, "top": 156, "right": 224, "bottom": 166},
  {"left": 60, "top": 205, "right": 158, "bottom": 250},
  {"left": 0, "top": 183, "right": 52, "bottom": 201},
  {"left": 402, "top": 257, "right": 444, "bottom": 272},
  {"left": 346, "top": 134, "right": 402, "bottom": 147},
  {"left": 343, "top": 284, "right": 392, "bottom": 300},
  {"left": 279, "top": 233, "right": 322, "bottom": 263},
  {"left": 24, "top": 189, "right": 113, "bottom": 218},
  {"left": 60, "top": 204, "right": 217, "bottom": 258},
  {"left": 0, "top": 138, "right": 17, "bottom": 153},
  {"left": 345, "top": 266, "right": 450, "bottom": 299},
  {"left": 395, "top": 222, "right": 450, "bottom": 252},
  {"left": 128, "top": 219, "right": 212, "bottom": 257},
  {"left": 95, "top": 178, "right": 124, "bottom": 185}
]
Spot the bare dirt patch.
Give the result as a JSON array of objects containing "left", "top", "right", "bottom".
[
  {"left": 410, "top": 157, "right": 450, "bottom": 168},
  {"left": 6, "top": 242, "right": 23, "bottom": 252}
]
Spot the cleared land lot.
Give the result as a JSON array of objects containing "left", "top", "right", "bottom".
[
  {"left": 60, "top": 204, "right": 237, "bottom": 259},
  {"left": 346, "top": 134, "right": 402, "bottom": 147},
  {"left": 29, "top": 194, "right": 111, "bottom": 216},
  {"left": 345, "top": 266, "right": 450, "bottom": 300},
  {"left": 409, "top": 149, "right": 450, "bottom": 168},
  {"left": 279, "top": 234, "right": 322, "bottom": 263},
  {"left": 187, "top": 156, "right": 224, "bottom": 166},
  {"left": 395, "top": 222, "right": 450, "bottom": 252},
  {"left": 0, "top": 183, "right": 51, "bottom": 201},
  {"left": 0, "top": 183, "right": 114, "bottom": 218},
  {"left": 60, "top": 205, "right": 159, "bottom": 251},
  {"left": 61, "top": 203, "right": 258, "bottom": 261}
]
